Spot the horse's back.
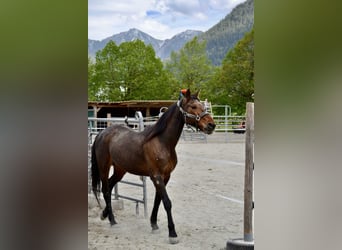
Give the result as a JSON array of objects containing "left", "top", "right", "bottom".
[{"left": 96, "top": 124, "right": 148, "bottom": 175}]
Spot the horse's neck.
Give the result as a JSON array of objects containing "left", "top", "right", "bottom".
[{"left": 160, "top": 108, "right": 184, "bottom": 148}]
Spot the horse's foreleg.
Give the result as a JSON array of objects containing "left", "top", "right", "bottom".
[
  {"left": 150, "top": 175, "right": 170, "bottom": 231},
  {"left": 150, "top": 192, "right": 161, "bottom": 230},
  {"left": 151, "top": 175, "right": 178, "bottom": 244}
]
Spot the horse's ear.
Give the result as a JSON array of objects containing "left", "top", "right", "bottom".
[
  {"left": 194, "top": 90, "right": 200, "bottom": 99},
  {"left": 185, "top": 89, "right": 191, "bottom": 99}
]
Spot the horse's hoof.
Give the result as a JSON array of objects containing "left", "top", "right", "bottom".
[
  {"left": 169, "top": 237, "right": 179, "bottom": 244},
  {"left": 101, "top": 211, "right": 108, "bottom": 220},
  {"left": 151, "top": 224, "right": 159, "bottom": 231},
  {"left": 110, "top": 220, "right": 117, "bottom": 226}
]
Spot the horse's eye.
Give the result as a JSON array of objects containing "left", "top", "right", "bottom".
[{"left": 191, "top": 106, "right": 196, "bottom": 109}]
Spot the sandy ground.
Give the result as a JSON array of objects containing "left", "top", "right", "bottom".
[{"left": 88, "top": 133, "right": 246, "bottom": 250}]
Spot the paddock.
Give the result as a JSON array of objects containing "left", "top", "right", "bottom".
[{"left": 88, "top": 133, "right": 245, "bottom": 249}]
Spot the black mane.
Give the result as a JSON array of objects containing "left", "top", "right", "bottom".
[{"left": 142, "top": 103, "right": 182, "bottom": 143}]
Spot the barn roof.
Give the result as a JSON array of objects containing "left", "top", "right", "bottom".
[{"left": 88, "top": 100, "right": 176, "bottom": 109}]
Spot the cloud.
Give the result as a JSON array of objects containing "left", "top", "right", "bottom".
[
  {"left": 164, "top": 0, "right": 202, "bottom": 16},
  {"left": 209, "top": 0, "right": 244, "bottom": 9},
  {"left": 89, "top": 0, "right": 151, "bottom": 14},
  {"left": 88, "top": 0, "right": 247, "bottom": 40},
  {"left": 156, "top": 0, "right": 242, "bottom": 17}
]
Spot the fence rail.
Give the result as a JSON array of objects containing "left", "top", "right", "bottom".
[
  {"left": 88, "top": 111, "right": 246, "bottom": 216},
  {"left": 212, "top": 115, "right": 246, "bottom": 133},
  {"left": 88, "top": 112, "right": 148, "bottom": 218}
]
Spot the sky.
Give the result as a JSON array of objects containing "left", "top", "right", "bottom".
[{"left": 88, "top": 0, "right": 246, "bottom": 41}]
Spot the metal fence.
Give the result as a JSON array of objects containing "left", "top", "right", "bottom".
[
  {"left": 213, "top": 115, "right": 246, "bottom": 133},
  {"left": 88, "top": 109, "right": 246, "bottom": 216},
  {"left": 211, "top": 105, "right": 246, "bottom": 133},
  {"left": 88, "top": 111, "right": 148, "bottom": 218},
  {"left": 139, "top": 105, "right": 246, "bottom": 141}
]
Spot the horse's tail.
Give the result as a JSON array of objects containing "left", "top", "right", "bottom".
[{"left": 91, "top": 139, "right": 101, "bottom": 207}]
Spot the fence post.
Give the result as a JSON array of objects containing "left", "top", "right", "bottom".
[
  {"left": 107, "top": 113, "right": 111, "bottom": 127},
  {"left": 135, "top": 111, "right": 148, "bottom": 218},
  {"left": 244, "top": 102, "right": 254, "bottom": 242},
  {"left": 135, "top": 111, "right": 144, "bottom": 132},
  {"left": 227, "top": 102, "right": 254, "bottom": 249}
]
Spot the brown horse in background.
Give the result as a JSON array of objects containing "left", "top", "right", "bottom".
[{"left": 91, "top": 89, "right": 216, "bottom": 244}]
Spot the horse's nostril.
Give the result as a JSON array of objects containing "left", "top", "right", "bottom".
[{"left": 208, "top": 123, "right": 216, "bottom": 129}]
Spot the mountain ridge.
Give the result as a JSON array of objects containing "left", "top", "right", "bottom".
[
  {"left": 88, "top": 0, "right": 253, "bottom": 65},
  {"left": 200, "top": 0, "right": 254, "bottom": 65},
  {"left": 88, "top": 29, "right": 202, "bottom": 61}
]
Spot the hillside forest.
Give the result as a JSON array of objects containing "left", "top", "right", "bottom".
[{"left": 88, "top": 29, "right": 254, "bottom": 115}]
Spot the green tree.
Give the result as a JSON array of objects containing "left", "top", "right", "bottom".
[
  {"left": 92, "top": 41, "right": 121, "bottom": 101},
  {"left": 89, "top": 40, "right": 175, "bottom": 101},
  {"left": 215, "top": 29, "right": 254, "bottom": 114},
  {"left": 88, "top": 57, "right": 97, "bottom": 101},
  {"left": 117, "top": 40, "right": 171, "bottom": 100},
  {"left": 165, "top": 37, "right": 213, "bottom": 92}
]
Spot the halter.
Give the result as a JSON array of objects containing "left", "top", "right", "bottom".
[{"left": 177, "top": 99, "right": 209, "bottom": 124}]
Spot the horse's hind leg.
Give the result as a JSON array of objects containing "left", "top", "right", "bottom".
[
  {"left": 100, "top": 177, "right": 117, "bottom": 226},
  {"left": 108, "top": 165, "right": 126, "bottom": 192},
  {"left": 102, "top": 166, "right": 126, "bottom": 226}
]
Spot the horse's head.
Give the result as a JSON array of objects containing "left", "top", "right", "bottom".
[{"left": 177, "top": 89, "right": 216, "bottom": 134}]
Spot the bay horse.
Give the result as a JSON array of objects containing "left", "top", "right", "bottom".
[{"left": 91, "top": 89, "right": 216, "bottom": 244}]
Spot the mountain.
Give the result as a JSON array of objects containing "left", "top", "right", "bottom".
[
  {"left": 102, "top": 28, "right": 163, "bottom": 52},
  {"left": 88, "top": 28, "right": 162, "bottom": 58},
  {"left": 200, "top": 0, "right": 254, "bottom": 65},
  {"left": 88, "top": 28, "right": 202, "bottom": 60},
  {"left": 157, "top": 30, "right": 203, "bottom": 60},
  {"left": 88, "top": 0, "right": 254, "bottom": 65},
  {"left": 88, "top": 39, "right": 103, "bottom": 57}
]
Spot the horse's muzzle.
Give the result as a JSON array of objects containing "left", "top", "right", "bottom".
[{"left": 205, "top": 122, "right": 216, "bottom": 134}]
